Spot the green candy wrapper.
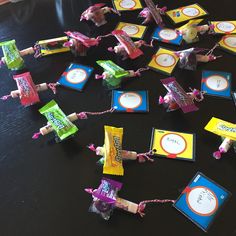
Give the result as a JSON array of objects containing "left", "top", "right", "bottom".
[
  {"left": 97, "top": 60, "right": 129, "bottom": 79},
  {"left": 39, "top": 100, "right": 78, "bottom": 141},
  {"left": 0, "top": 40, "right": 25, "bottom": 70}
]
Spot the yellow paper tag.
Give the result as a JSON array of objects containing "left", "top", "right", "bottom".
[
  {"left": 103, "top": 126, "right": 124, "bottom": 176},
  {"left": 210, "top": 21, "right": 236, "bottom": 34},
  {"left": 148, "top": 48, "right": 179, "bottom": 75},
  {"left": 166, "top": 4, "right": 208, "bottom": 24},
  {"left": 218, "top": 34, "right": 236, "bottom": 54},
  {"left": 204, "top": 117, "right": 236, "bottom": 140},
  {"left": 113, "top": 0, "right": 142, "bottom": 11},
  {"left": 115, "top": 22, "right": 147, "bottom": 39},
  {"left": 177, "top": 19, "right": 204, "bottom": 31},
  {"left": 151, "top": 129, "right": 195, "bottom": 161}
]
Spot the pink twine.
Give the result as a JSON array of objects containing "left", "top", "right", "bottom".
[
  {"left": 96, "top": 33, "right": 113, "bottom": 41},
  {"left": 95, "top": 74, "right": 104, "bottom": 80},
  {"left": 87, "top": 144, "right": 97, "bottom": 152},
  {"left": 32, "top": 131, "right": 41, "bottom": 139},
  {"left": 160, "top": 6, "right": 167, "bottom": 14},
  {"left": 159, "top": 96, "right": 164, "bottom": 104},
  {"left": 108, "top": 47, "right": 114, "bottom": 52},
  {"left": 47, "top": 83, "right": 58, "bottom": 94},
  {"left": 0, "top": 94, "right": 11, "bottom": 101},
  {"left": 213, "top": 147, "right": 225, "bottom": 159},
  {"left": 137, "top": 150, "right": 154, "bottom": 163},
  {"left": 137, "top": 199, "right": 175, "bottom": 217},
  {"left": 134, "top": 67, "right": 149, "bottom": 77},
  {"left": 77, "top": 107, "right": 115, "bottom": 120}
]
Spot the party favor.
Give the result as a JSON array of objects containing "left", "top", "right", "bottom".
[
  {"left": 38, "top": 100, "right": 78, "bottom": 141},
  {"left": 58, "top": 63, "right": 93, "bottom": 91},
  {"left": 80, "top": 3, "right": 120, "bottom": 27},
  {"left": 205, "top": 117, "right": 236, "bottom": 159},
  {"left": 150, "top": 128, "right": 195, "bottom": 161},
  {"left": 166, "top": 4, "right": 208, "bottom": 24},
  {"left": 115, "top": 22, "right": 147, "bottom": 39},
  {"left": 152, "top": 27, "right": 182, "bottom": 45},
  {"left": 174, "top": 172, "right": 231, "bottom": 232},
  {"left": 201, "top": 71, "right": 231, "bottom": 99},
  {"left": 210, "top": 21, "right": 236, "bottom": 34},
  {"left": 218, "top": 34, "right": 236, "bottom": 55},
  {"left": 148, "top": 47, "right": 179, "bottom": 75},
  {"left": 159, "top": 77, "right": 204, "bottom": 113},
  {"left": 112, "top": 90, "right": 149, "bottom": 112},
  {"left": 85, "top": 177, "right": 174, "bottom": 220},
  {"left": 112, "top": 0, "right": 142, "bottom": 11},
  {"left": 35, "top": 36, "right": 70, "bottom": 57}
]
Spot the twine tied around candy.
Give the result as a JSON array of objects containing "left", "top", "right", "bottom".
[
  {"left": 205, "top": 44, "right": 222, "bottom": 61},
  {"left": 213, "top": 147, "right": 225, "bottom": 160},
  {"left": 77, "top": 107, "right": 115, "bottom": 119},
  {"left": 137, "top": 150, "right": 154, "bottom": 163},
  {"left": 137, "top": 199, "right": 175, "bottom": 217},
  {"left": 189, "top": 87, "right": 205, "bottom": 102},
  {"left": 47, "top": 82, "right": 59, "bottom": 94},
  {"left": 134, "top": 67, "right": 150, "bottom": 77},
  {"left": 0, "top": 94, "right": 12, "bottom": 101}
]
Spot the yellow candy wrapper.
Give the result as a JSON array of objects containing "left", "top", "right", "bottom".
[
  {"left": 204, "top": 117, "right": 236, "bottom": 141},
  {"left": 210, "top": 21, "right": 236, "bottom": 34},
  {"left": 113, "top": 0, "right": 143, "bottom": 11},
  {"left": 103, "top": 126, "right": 124, "bottom": 176},
  {"left": 218, "top": 35, "right": 236, "bottom": 55}
]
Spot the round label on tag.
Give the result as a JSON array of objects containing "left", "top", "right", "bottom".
[
  {"left": 119, "top": 0, "right": 136, "bottom": 9},
  {"left": 160, "top": 133, "right": 187, "bottom": 155},
  {"left": 206, "top": 75, "right": 228, "bottom": 91},
  {"left": 66, "top": 69, "right": 87, "bottom": 84},
  {"left": 187, "top": 187, "right": 218, "bottom": 216},
  {"left": 182, "top": 7, "right": 200, "bottom": 17},
  {"left": 223, "top": 35, "right": 236, "bottom": 48},
  {"left": 121, "top": 25, "right": 139, "bottom": 35},
  {"left": 216, "top": 22, "right": 236, "bottom": 33},
  {"left": 119, "top": 92, "right": 142, "bottom": 109},
  {"left": 159, "top": 29, "right": 178, "bottom": 41},
  {"left": 155, "top": 53, "right": 176, "bottom": 67}
]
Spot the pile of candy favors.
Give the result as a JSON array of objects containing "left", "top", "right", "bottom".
[{"left": 1, "top": 0, "right": 236, "bottom": 232}]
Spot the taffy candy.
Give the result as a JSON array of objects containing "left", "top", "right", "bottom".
[
  {"left": 139, "top": 0, "right": 167, "bottom": 25},
  {"left": 85, "top": 177, "right": 175, "bottom": 220},
  {"left": 80, "top": 3, "right": 120, "bottom": 27},
  {"left": 0, "top": 71, "right": 56, "bottom": 106},
  {"left": 159, "top": 77, "right": 204, "bottom": 113},
  {"left": 96, "top": 60, "right": 148, "bottom": 89},
  {"left": 204, "top": 117, "right": 236, "bottom": 159}
]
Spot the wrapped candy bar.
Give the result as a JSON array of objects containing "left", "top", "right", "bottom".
[
  {"left": 32, "top": 100, "right": 115, "bottom": 141},
  {"left": 204, "top": 117, "right": 236, "bottom": 159},
  {"left": 0, "top": 40, "right": 26, "bottom": 70},
  {"left": 80, "top": 3, "right": 120, "bottom": 27},
  {"left": 95, "top": 60, "right": 149, "bottom": 89},
  {"left": 159, "top": 77, "right": 205, "bottom": 113},
  {"left": 139, "top": 0, "right": 167, "bottom": 25},
  {"left": 85, "top": 177, "right": 174, "bottom": 220},
  {"left": 175, "top": 45, "right": 221, "bottom": 71},
  {"left": 64, "top": 31, "right": 100, "bottom": 57},
  {"left": 177, "top": 19, "right": 214, "bottom": 44},
  {"left": 0, "top": 72, "right": 57, "bottom": 106},
  {"left": 101, "top": 30, "right": 153, "bottom": 60}
]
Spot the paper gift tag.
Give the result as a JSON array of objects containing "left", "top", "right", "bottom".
[
  {"left": 58, "top": 63, "right": 93, "bottom": 91},
  {"left": 150, "top": 128, "right": 195, "bottom": 161},
  {"left": 201, "top": 71, "right": 231, "bottom": 99},
  {"left": 166, "top": 4, "right": 208, "bottom": 24},
  {"left": 152, "top": 27, "right": 183, "bottom": 45},
  {"left": 112, "top": 90, "right": 148, "bottom": 112},
  {"left": 115, "top": 22, "right": 147, "bottom": 39},
  {"left": 148, "top": 48, "right": 179, "bottom": 75},
  {"left": 173, "top": 172, "right": 231, "bottom": 232},
  {"left": 113, "top": 0, "right": 142, "bottom": 11},
  {"left": 218, "top": 34, "right": 236, "bottom": 55},
  {"left": 210, "top": 21, "right": 236, "bottom": 34}
]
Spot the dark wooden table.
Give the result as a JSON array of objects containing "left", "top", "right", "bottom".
[{"left": 0, "top": 0, "right": 235, "bottom": 235}]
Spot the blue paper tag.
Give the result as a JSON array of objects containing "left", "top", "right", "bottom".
[
  {"left": 58, "top": 63, "right": 93, "bottom": 91},
  {"left": 201, "top": 71, "right": 231, "bottom": 98},
  {"left": 112, "top": 90, "right": 148, "bottom": 112},
  {"left": 173, "top": 172, "right": 231, "bottom": 232},
  {"left": 152, "top": 27, "right": 183, "bottom": 45}
]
